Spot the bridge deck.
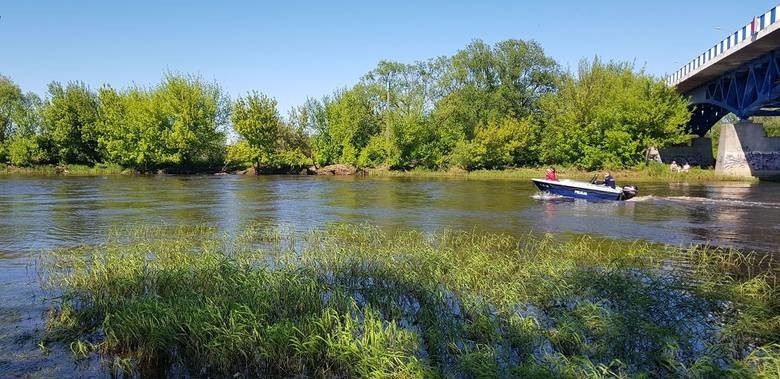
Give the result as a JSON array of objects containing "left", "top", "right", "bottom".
[{"left": 668, "top": 5, "right": 780, "bottom": 93}]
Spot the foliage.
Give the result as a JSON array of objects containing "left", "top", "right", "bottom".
[
  {"left": 6, "top": 135, "right": 45, "bottom": 166},
  {"left": 97, "top": 74, "right": 228, "bottom": 170},
  {"left": 323, "top": 85, "right": 381, "bottom": 165},
  {"left": 752, "top": 116, "right": 780, "bottom": 137},
  {"left": 154, "top": 74, "right": 228, "bottom": 167},
  {"left": 0, "top": 75, "right": 43, "bottom": 142},
  {"left": 42, "top": 225, "right": 778, "bottom": 377},
  {"left": 97, "top": 86, "right": 167, "bottom": 169},
  {"left": 231, "top": 92, "right": 313, "bottom": 172},
  {"left": 0, "top": 75, "right": 24, "bottom": 142},
  {"left": 224, "top": 140, "right": 255, "bottom": 170},
  {"left": 2, "top": 40, "right": 695, "bottom": 172},
  {"left": 308, "top": 39, "right": 560, "bottom": 170},
  {"left": 450, "top": 117, "right": 538, "bottom": 170},
  {"left": 232, "top": 91, "right": 281, "bottom": 167},
  {"left": 539, "top": 59, "right": 690, "bottom": 170},
  {"left": 41, "top": 81, "right": 101, "bottom": 164},
  {"left": 357, "top": 135, "right": 400, "bottom": 168}
]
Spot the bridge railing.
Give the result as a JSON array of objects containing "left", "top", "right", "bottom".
[{"left": 666, "top": 4, "right": 780, "bottom": 87}]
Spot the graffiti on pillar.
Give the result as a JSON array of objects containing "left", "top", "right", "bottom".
[
  {"left": 720, "top": 151, "right": 780, "bottom": 171},
  {"left": 720, "top": 153, "right": 749, "bottom": 170},
  {"left": 745, "top": 151, "right": 780, "bottom": 170}
]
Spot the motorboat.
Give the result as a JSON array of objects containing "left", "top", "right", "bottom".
[{"left": 532, "top": 178, "right": 638, "bottom": 201}]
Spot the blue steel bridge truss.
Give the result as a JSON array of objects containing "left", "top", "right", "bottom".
[{"left": 688, "top": 49, "right": 780, "bottom": 136}]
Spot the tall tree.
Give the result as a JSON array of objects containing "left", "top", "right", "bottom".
[
  {"left": 155, "top": 73, "right": 228, "bottom": 167},
  {"left": 324, "top": 85, "right": 381, "bottom": 165},
  {"left": 0, "top": 75, "right": 42, "bottom": 141},
  {"left": 231, "top": 91, "right": 282, "bottom": 169},
  {"left": 539, "top": 59, "right": 690, "bottom": 169},
  {"left": 41, "top": 81, "right": 101, "bottom": 164},
  {"left": 97, "top": 86, "right": 170, "bottom": 170}
]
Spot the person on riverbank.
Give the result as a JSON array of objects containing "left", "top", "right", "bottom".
[
  {"left": 545, "top": 167, "right": 559, "bottom": 181},
  {"left": 682, "top": 162, "right": 690, "bottom": 172},
  {"left": 670, "top": 161, "right": 680, "bottom": 172}
]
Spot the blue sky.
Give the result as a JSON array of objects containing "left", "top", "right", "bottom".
[{"left": 1, "top": 1, "right": 775, "bottom": 113}]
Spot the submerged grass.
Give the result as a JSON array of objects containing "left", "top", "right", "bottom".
[{"left": 41, "top": 225, "right": 779, "bottom": 377}]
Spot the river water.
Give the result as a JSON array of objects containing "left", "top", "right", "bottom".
[{"left": 1, "top": 175, "right": 779, "bottom": 375}]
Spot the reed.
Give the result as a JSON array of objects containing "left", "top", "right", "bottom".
[{"left": 41, "top": 225, "right": 778, "bottom": 377}]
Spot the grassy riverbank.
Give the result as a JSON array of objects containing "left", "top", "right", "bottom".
[
  {"left": 0, "top": 162, "right": 760, "bottom": 183},
  {"left": 368, "top": 165, "right": 758, "bottom": 183},
  {"left": 0, "top": 163, "right": 130, "bottom": 176},
  {"left": 42, "top": 225, "right": 778, "bottom": 377}
]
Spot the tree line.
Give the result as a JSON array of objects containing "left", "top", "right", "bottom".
[{"left": 0, "top": 39, "right": 691, "bottom": 173}]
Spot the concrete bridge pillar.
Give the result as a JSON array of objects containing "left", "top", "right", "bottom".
[{"left": 715, "top": 121, "right": 780, "bottom": 177}]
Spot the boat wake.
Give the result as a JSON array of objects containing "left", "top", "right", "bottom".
[
  {"left": 626, "top": 195, "right": 655, "bottom": 202},
  {"left": 532, "top": 192, "right": 567, "bottom": 200},
  {"left": 664, "top": 196, "right": 780, "bottom": 209},
  {"left": 534, "top": 192, "right": 779, "bottom": 209},
  {"left": 653, "top": 196, "right": 780, "bottom": 209}
]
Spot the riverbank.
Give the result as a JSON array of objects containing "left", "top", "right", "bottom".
[
  {"left": 368, "top": 165, "right": 759, "bottom": 183},
  {"left": 0, "top": 163, "right": 761, "bottom": 183},
  {"left": 41, "top": 225, "right": 778, "bottom": 377},
  {"left": 0, "top": 163, "right": 131, "bottom": 176}
]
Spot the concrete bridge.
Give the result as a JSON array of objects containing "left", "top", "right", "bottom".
[{"left": 666, "top": 4, "right": 780, "bottom": 177}]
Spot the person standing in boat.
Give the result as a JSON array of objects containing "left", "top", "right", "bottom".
[{"left": 545, "top": 167, "right": 559, "bottom": 181}]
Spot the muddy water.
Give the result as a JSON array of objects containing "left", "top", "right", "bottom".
[{"left": 1, "top": 175, "right": 778, "bottom": 375}]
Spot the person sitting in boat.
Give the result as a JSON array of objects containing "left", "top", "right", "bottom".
[
  {"left": 592, "top": 171, "right": 616, "bottom": 188},
  {"left": 545, "top": 167, "right": 559, "bottom": 181},
  {"left": 603, "top": 171, "right": 615, "bottom": 188}
]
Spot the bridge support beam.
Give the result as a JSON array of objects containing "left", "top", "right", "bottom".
[{"left": 715, "top": 121, "right": 780, "bottom": 177}]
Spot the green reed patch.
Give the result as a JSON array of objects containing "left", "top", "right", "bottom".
[{"left": 41, "top": 225, "right": 779, "bottom": 377}]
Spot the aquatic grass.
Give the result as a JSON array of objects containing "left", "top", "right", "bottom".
[{"left": 42, "top": 224, "right": 778, "bottom": 377}]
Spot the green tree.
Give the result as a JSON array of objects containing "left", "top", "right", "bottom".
[
  {"left": 155, "top": 74, "right": 228, "bottom": 167},
  {"left": 7, "top": 135, "right": 44, "bottom": 166},
  {"left": 1, "top": 75, "right": 46, "bottom": 165},
  {"left": 303, "top": 96, "right": 337, "bottom": 166},
  {"left": 751, "top": 116, "right": 780, "bottom": 137},
  {"left": 286, "top": 104, "right": 316, "bottom": 167},
  {"left": 324, "top": 85, "right": 381, "bottom": 165},
  {"left": 231, "top": 91, "right": 282, "bottom": 169},
  {"left": 41, "top": 81, "right": 101, "bottom": 164},
  {"left": 360, "top": 60, "right": 446, "bottom": 168},
  {"left": 450, "top": 117, "right": 538, "bottom": 169},
  {"left": 0, "top": 75, "right": 26, "bottom": 143},
  {"left": 432, "top": 39, "right": 559, "bottom": 167},
  {"left": 1, "top": 76, "right": 43, "bottom": 141},
  {"left": 97, "top": 86, "right": 170, "bottom": 170},
  {"left": 97, "top": 74, "right": 228, "bottom": 170},
  {"left": 539, "top": 59, "right": 690, "bottom": 169}
]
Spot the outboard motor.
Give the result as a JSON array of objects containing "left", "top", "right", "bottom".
[{"left": 620, "top": 185, "right": 638, "bottom": 200}]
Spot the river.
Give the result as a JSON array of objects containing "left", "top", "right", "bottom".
[{"left": 1, "top": 175, "right": 778, "bottom": 375}]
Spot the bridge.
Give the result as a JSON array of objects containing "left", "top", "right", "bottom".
[{"left": 666, "top": 4, "right": 780, "bottom": 176}]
